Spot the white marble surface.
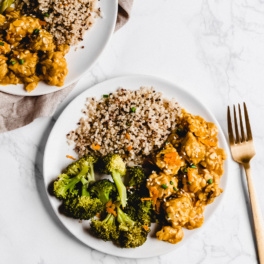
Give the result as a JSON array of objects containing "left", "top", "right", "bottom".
[{"left": 1, "top": 0, "right": 264, "bottom": 263}]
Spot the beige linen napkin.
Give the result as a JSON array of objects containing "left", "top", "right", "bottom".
[{"left": 0, "top": 0, "right": 133, "bottom": 133}]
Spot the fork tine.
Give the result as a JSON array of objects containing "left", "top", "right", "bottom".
[
  {"left": 227, "top": 106, "right": 235, "bottom": 144},
  {"left": 243, "top": 102, "right": 253, "bottom": 141},
  {"left": 238, "top": 104, "right": 245, "bottom": 142},
  {"left": 233, "top": 105, "right": 240, "bottom": 144}
]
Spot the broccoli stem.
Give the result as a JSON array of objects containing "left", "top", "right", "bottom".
[
  {"left": 87, "top": 162, "right": 95, "bottom": 182},
  {"left": 77, "top": 161, "right": 94, "bottom": 194},
  {"left": 80, "top": 174, "right": 93, "bottom": 197},
  {"left": 103, "top": 212, "right": 115, "bottom": 225},
  {"left": 81, "top": 182, "right": 90, "bottom": 196},
  {"left": 77, "top": 162, "right": 89, "bottom": 178},
  {"left": 66, "top": 165, "right": 89, "bottom": 194},
  {"left": 117, "top": 205, "right": 134, "bottom": 228},
  {"left": 112, "top": 170, "right": 127, "bottom": 208},
  {"left": 67, "top": 177, "right": 82, "bottom": 192}
]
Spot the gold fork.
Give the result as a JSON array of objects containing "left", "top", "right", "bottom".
[{"left": 227, "top": 102, "right": 264, "bottom": 264}]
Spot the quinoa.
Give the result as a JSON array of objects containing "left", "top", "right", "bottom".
[
  {"left": 16, "top": 0, "right": 100, "bottom": 45},
  {"left": 67, "top": 87, "right": 182, "bottom": 165}
]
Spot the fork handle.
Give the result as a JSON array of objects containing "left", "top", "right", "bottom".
[{"left": 244, "top": 164, "right": 264, "bottom": 264}]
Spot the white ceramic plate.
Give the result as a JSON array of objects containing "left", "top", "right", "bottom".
[
  {"left": 0, "top": 0, "right": 118, "bottom": 96},
  {"left": 43, "top": 74, "right": 230, "bottom": 258}
]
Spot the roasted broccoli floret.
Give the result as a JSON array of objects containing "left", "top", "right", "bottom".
[
  {"left": 125, "top": 189, "right": 154, "bottom": 227},
  {"left": 137, "top": 199, "right": 154, "bottom": 227},
  {"left": 53, "top": 173, "right": 80, "bottom": 200},
  {"left": 90, "top": 202, "right": 120, "bottom": 242},
  {"left": 90, "top": 213, "right": 120, "bottom": 241},
  {"left": 65, "top": 155, "right": 97, "bottom": 181},
  {"left": 53, "top": 155, "right": 98, "bottom": 200},
  {"left": 98, "top": 153, "right": 127, "bottom": 208},
  {"left": 62, "top": 195, "right": 102, "bottom": 220},
  {"left": 91, "top": 197, "right": 151, "bottom": 247},
  {"left": 127, "top": 166, "right": 147, "bottom": 188},
  {"left": 89, "top": 179, "right": 117, "bottom": 205},
  {"left": 53, "top": 155, "right": 103, "bottom": 220},
  {"left": 116, "top": 204, "right": 149, "bottom": 248},
  {"left": 61, "top": 181, "right": 103, "bottom": 220}
]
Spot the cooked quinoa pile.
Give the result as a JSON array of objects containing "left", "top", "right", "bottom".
[
  {"left": 67, "top": 87, "right": 182, "bottom": 165},
  {"left": 16, "top": 0, "right": 100, "bottom": 45}
]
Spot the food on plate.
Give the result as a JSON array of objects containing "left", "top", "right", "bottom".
[
  {"left": 148, "top": 109, "right": 226, "bottom": 243},
  {"left": 67, "top": 87, "right": 181, "bottom": 165},
  {"left": 51, "top": 152, "right": 153, "bottom": 248},
  {"left": 97, "top": 153, "right": 128, "bottom": 208},
  {"left": 90, "top": 199, "right": 150, "bottom": 248},
  {"left": 0, "top": 8, "right": 69, "bottom": 91},
  {"left": 17, "top": 0, "right": 100, "bottom": 46},
  {"left": 89, "top": 178, "right": 118, "bottom": 205},
  {"left": 0, "top": 0, "right": 100, "bottom": 91},
  {"left": 51, "top": 87, "right": 226, "bottom": 248},
  {"left": 127, "top": 165, "right": 147, "bottom": 188},
  {"left": 52, "top": 154, "right": 104, "bottom": 220}
]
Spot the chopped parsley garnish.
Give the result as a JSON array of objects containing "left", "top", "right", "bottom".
[
  {"left": 130, "top": 106, "right": 136, "bottom": 113},
  {"left": 161, "top": 184, "right": 168, "bottom": 189}
]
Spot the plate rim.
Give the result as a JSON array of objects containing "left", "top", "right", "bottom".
[{"left": 43, "top": 74, "right": 230, "bottom": 258}]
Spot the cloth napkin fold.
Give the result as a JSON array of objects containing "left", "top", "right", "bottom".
[{"left": 0, "top": 0, "right": 133, "bottom": 133}]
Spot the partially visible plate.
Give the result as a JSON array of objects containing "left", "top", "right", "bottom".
[
  {"left": 43, "top": 74, "right": 230, "bottom": 258},
  {"left": 0, "top": 0, "right": 118, "bottom": 96}
]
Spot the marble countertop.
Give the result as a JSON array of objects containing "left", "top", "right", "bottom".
[{"left": 1, "top": 0, "right": 264, "bottom": 263}]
